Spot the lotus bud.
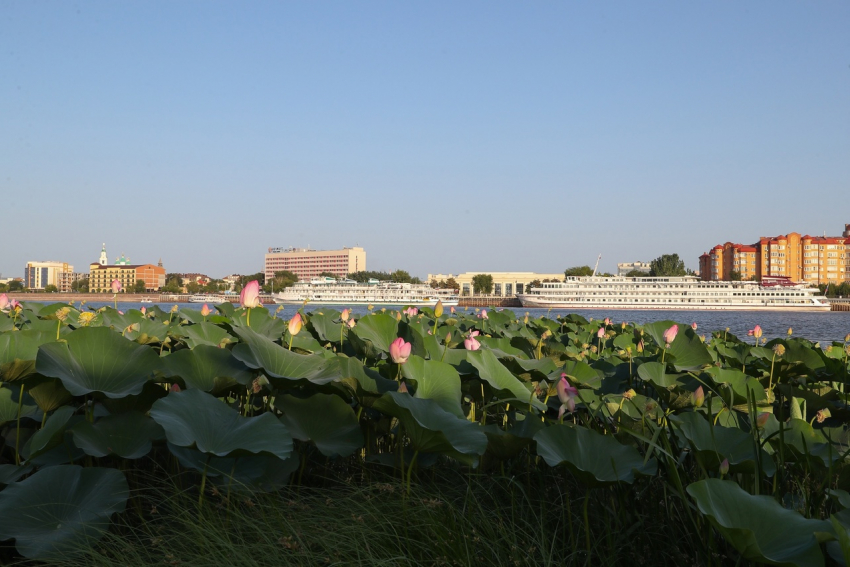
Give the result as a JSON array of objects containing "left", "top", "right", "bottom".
[
  {"left": 396, "top": 311, "right": 402, "bottom": 321},
  {"left": 201, "top": 304, "right": 211, "bottom": 317},
  {"left": 240, "top": 280, "right": 262, "bottom": 308},
  {"left": 288, "top": 313, "right": 303, "bottom": 336},
  {"left": 111, "top": 279, "right": 122, "bottom": 294},
  {"left": 691, "top": 322, "right": 698, "bottom": 330},
  {"left": 347, "top": 318, "right": 356, "bottom": 328},
  {"left": 480, "top": 309, "right": 488, "bottom": 320},
  {"left": 719, "top": 459, "right": 729, "bottom": 476},
  {"left": 845, "top": 333, "right": 850, "bottom": 343},
  {"left": 398, "top": 381, "right": 409, "bottom": 394},
  {"left": 464, "top": 336, "right": 481, "bottom": 351},
  {"left": 596, "top": 327, "right": 605, "bottom": 339},
  {"left": 756, "top": 412, "right": 770, "bottom": 429},
  {"left": 0, "top": 293, "right": 9, "bottom": 310},
  {"left": 753, "top": 325, "right": 763, "bottom": 339},
  {"left": 663, "top": 324, "right": 678, "bottom": 347},
  {"left": 523, "top": 314, "right": 529, "bottom": 324},
  {"left": 340, "top": 308, "right": 350, "bottom": 322},
  {"left": 434, "top": 300, "right": 443, "bottom": 318},
  {"left": 140, "top": 306, "right": 146, "bottom": 315},
  {"left": 381, "top": 307, "right": 386, "bottom": 313},
  {"left": 170, "top": 383, "right": 181, "bottom": 393},
  {"left": 700, "top": 335, "right": 706, "bottom": 342},
  {"left": 557, "top": 375, "right": 578, "bottom": 418},
  {"left": 450, "top": 306, "right": 456, "bottom": 314},
  {"left": 389, "top": 337, "right": 411, "bottom": 364},
  {"left": 787, "top": 328, "right": 793, "bottom": 336},
  {"left": 171, "top": 305, "right": 179, "bottom": 313},
  {"left": 747, "top": 329, "right": 754, "bottom": 336},
  {"left": 623, "top": 389, "right": 636, "bottom": 400},
  {"left": 846, "top": 344, "right": 850, "bottom": 356},
  {"left": 636, "top": 340, "right": 644, "bottom": 353},
  {"left": 603, "top": 318, "right": 611, "bottom": 326},
  {"left": 445, "top": 331, "right": 451, "bottom": 344},
  {"left": 692, "top": 386, "right": 704, "bottom": 408},
  {"left": 367, "top": 304, "right": 374, "bottom": 311},
  {"left": 621, "top": 322, "right": 627, "bottom": 330}
]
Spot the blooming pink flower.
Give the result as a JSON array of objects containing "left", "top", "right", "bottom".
[
  {"left": 288, "top": 313, "right": 303, "bottom": 336},
  {"left": 663, "top": 324, "right": 679, "bottom": 346},
  {"left": 201, "top": 304, "right": 211, "bottom": 317},
  {"left": 0, "top": 293, "right": 8, "bottom": 311},
  {"left": 557, "top": 374, "right": 579, "bottom": 418},
  {"left": 464, "top": 336, "right": 481, "bottom": 351},
  {"left": 110, "top": 279, "right": 122, "bottom": 294},
  {"left": 389, "top": 337, "right": 411, "bottom": 364},
  {"left": 240, "top": 280, "right": 262, "bottom": 309},
  {"left": 403, "top": 307, "right": 418, "bottom": 317},
  {"left": 478, "top": 309, "right": 488, "bottom": 320}
]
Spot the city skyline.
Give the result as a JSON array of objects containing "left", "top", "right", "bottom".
[{"left": 3, "top": 2, "right": 848, "bottom": 279}]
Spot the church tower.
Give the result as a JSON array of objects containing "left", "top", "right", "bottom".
[{"left": 99, "top": 244, "right": 108, "bottom": 266}]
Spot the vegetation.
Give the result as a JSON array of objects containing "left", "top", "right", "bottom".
[
  {"left": 624, "top": 269, "right": 649, "bottom": 277},
  {"left": 347, "top": 270, "right": 422, "bottom": 284},
  {"left": 471, "top": 273, "right": 494, "bottom": 294},
  {"left": 70, "top": 278, "right": 89, "bottom": 293},
  {"left": 1, "top": 299, "right": 850, "bottom": 564},
  {"left": 43, "top": 285, "right": 58, "bottom": 293},
  {"left": 820, "top": 282, "right": 850, "bottom": 298},
  {"left": 564, "top": 265, "right": 594, "bottom": 277},
  {"left": 429, "top": 277, "right": 459, "bottom": 291},
  {"left": 263, "top": 271, "right": 299, "bottom": 294},
  {"left": 649, "top": 253, "right": 689, "bottom": 277},
  {"left": 133, "top": 280, "right": 147, "bottom": 293}
]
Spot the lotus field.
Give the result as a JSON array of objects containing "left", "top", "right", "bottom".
[{"left": 3, "top": 291, "right": 850, "bottom": 565}]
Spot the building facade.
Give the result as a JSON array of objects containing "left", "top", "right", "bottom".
[
  {"left": 24, "top": 261, "right": 74, "bottom": 291},
  {"left": 88, "top": 244, "right": 165, "bottom": 292},
  {"left": 617, "top": 261, "right": 651, "bottom": 276},
  {"left": 264, "top": 247, "right": 366, "bottom": 281},
  {"left": 699, "top": 224, "right": 850, "bottom": 285},
  {"left": 427, "top": 272, "right": 565, "bottom": 297}
]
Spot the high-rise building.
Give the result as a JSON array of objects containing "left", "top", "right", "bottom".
[
  {"left": 699, "top": 225, "right": 849, "bottom": 285},
  {"left": 24, "top": 261, "right": 74, "bottom": 291},
  {"left": 264, "top": 247, "right": 366, "bottom": 281}
]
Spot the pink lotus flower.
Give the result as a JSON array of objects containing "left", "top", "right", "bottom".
[
  {"left": 691, "top": 322, "right": 698, "bottom": 330},
  {"left": 340, "top": 308, "right": 350, "bottom": 322},
  {"left": 450, "top": 306, "right": 456, "bottom": 314},
  {"left": 663, "top": 324, "right": 679, "bottom": 347},
  {"left": 0, "top": 293, "right": 8, "bottom": 311},
  {"left": 389, "top": 337, "right": 411, "bottom": 364},
  {"left": 747, "top": 329, "right": 754, "bottom": 336},
  {"left": 346, "top": 318, "right": 356, "bottom": 328},
  {"left": 756, "top": 412, "right": 770, "bottom": 429},
  {"left": 201, "top": 304, "right": 211, "bottom": 317},
  {"left": 468, "top": 330, "right": 480, "bottom": 338},
  {"left": 603, "top": 317, "right": 611, "bottom": 326},
  {"left": 464, "top": 336, "right": 481, "bottom": 351},
  {"left": 753, "top": 325, "right": 763, "bottom": 339},
  {"left": 478, "top": 309, "right": 488, "bottom": 320},
  {"left": 110, "top": 279, "right": 122, "bottom": 294},
  {"left": 403, "top": 307, "right": 418, "bottom": 317},
  {"left": 597, "top": 327, "right": 605, "bottom": 339},
  {"left": 693, "top": 386, "right": 704, "bottom": 408},
  {"left": 10, "top": 299, "right": 20, "bottom": 310},
  {"left": 140, "top": 306, "right": 146, "bottom": 315},
  {"left": 170, "top": 383, "right": 181, "bottom": 393},
  {"left": 240, "top": 280, "right": 262, "bottom": 309},
  {"left": 557, "top": 374, "right": 579, "bottom": 419},
  {"left": 288, "top": 313, "right": 303, "bottom": 336}
]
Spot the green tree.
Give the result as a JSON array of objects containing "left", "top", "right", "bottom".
[
  {"left": 8, "top": 281, "right": 23, "bottom": 292},
  {"left": 649, "top": 254, "right": 688, "bottom": 277},
  {"left": 347, "top": 271, "right": 393, "bottom": 282},
  {"left": 390, "top": 270, "right": 412, "bottom": 283},
  {"left": 133, "top": 280, "right": 147, "bottom": 293},
  {"left": 165, "top": 273, "right": 184, "bottom": 288},
  {"left": 264, "top": 271, "right": 299, "bottom": 294},
  {"left": 624, "top": 270, "right": 648, "bottom": 278},
  {"left": 186, "top": 282, "right": 202, "bottom": 294},
  {"left": 44, "top": 284, "right": 58, "bottom": 293},
  {"left": 471, "top": 274, "right": 494, "bottom": 295},
  {"left": 317, "top": 272, "right": 337, "bottom": 279},
  {"left": 564, "top": 266, "right": 594, "bottom": 277},
  {"left": 729, "top": 271, "right": 742, "bottom": 281},
  {"left": 528, "top": 279, "right": 542, "bottom": 289},
  {"left": 71, "top": 278, "right": 89, "bottom": 293}
]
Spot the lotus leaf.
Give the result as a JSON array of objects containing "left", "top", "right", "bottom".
[
  {"left": 0, "top": 385, "right": 38, "bottom": 425},
  {"left": 307, "top": 310, "right": 344, "bottom": 343},
  {"left": 36, "top": 327, "right": 160, "bottom": 398},
  {"left": 401, "top": 355, "right": 464, "bottom": 417},
  {"left": 22, "top": 406, "right": 79, "bottom": 462},
  {"left": 232, "top": 307, "right": 288, "bottom": 339},
  {"left": 706, "top": 367, "right": 767, "bottom": 404},
  {"left": 687, "top": 478, "right": 832, "bottom": 567},
  {"left": 231, "top": 326, "right": 340, "bottom": 385},
  {"left": 0, "top": 465, "right": 129, "bottom": 560},
  {"left": 372, "top": 392, "right": 488, "bottom": 465},
  {"left": 123, "top": 318, "right": 174, "bottom": 344},
  {"left": 27, "top": 377, "right": 73, "bottom": 413},
  {"left": 483, "top": 417, "right": 544, "bottom": 460},
  {"left": 160, "top": 344, "right": 254, "bottom": 393},
  {"left": 151, "top": 389, "right": 293, "bottom": 459},
  {"left": 0, "top": 330, "right": 57, "bottom": 382},
  {"left": 71, "top": 411, "right": 164, "bottom": 459},
  {"left": 0, "top": 464, "right": 32, "bottom": 486},
  {"left": 180, "top": 322, "right": 237, "bottom": 349},
  {"left": 278, "top": 393, "right": 363, "bottom": 457},
  {"left": 466, "top": 350, "right": 546, "bottom": 410},
  {"left": 560, "top": 360, "right": 604, "bottom": 389},
  {"left": 167, "top": 443, "right": 300, "bottom": 491},
  {"left": 644, "top": 320, "right": 712, "bottom": 370},
  {"left": 534, "top": 424, "right": 657, "bottom": 486},
  {"left": 336, "top": 355, "right": 398, "bottom": 396},
  {"left": 350, "top": 312, "right": 398, "bottom": 353}
]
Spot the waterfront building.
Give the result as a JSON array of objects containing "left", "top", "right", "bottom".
[
  {"left": 617, "top": 261, "right": 651, "bottom": 276},
  {"left": 58, "top": 272, "right": 86, "bottom": 292},
  {"left": 221, "top": 274, "right": 241, "bottom": 292},
  {"left": 88, "top": 244, "right": 165, "bottom": 292},
  {"left": 24, "top": 261, "right": 74, "bottom": 291},
  {"left": 426, "top": 272, "right": 565, "bottom": 297},
  {"left": 264, "top": 247, "right": 366, "bottom": 282},
  {"left": 700, "top": 224, "right": 850, "bottom": 285}
]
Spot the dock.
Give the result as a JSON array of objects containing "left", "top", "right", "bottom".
[
  {"left": 831, "top": 299, "right": 850, "bottom": 312},
  {"left": 458, "top": 296, "right": 522, "bottom": 308}
]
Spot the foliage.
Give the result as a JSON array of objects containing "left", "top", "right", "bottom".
[
  {"left": 729, "top": 270, "right": 742, "bottom": 281},
  {"left": 564, "top": 266, "right": 594, "bottom": 277},
  {"left": 819, "top": 282, "right": 850, "bottom": 297},
  {"left": 7, "top": 280, "right": 23, "bottom": 292},
  {"left": 471, "top": 273, "right": 494, "bottom": 294},
  {"left": 43, "top": 285, "right": 58, "bottom": 293},
  {"left": 133, "top": 280, "right": 147, "bottom": 293},
  {"left": 316, "top": 271, "right": 337, "bottom": 279},
  {"left": 347, "top": 270, "right": 393, "bottom": 282},
  {"left": 649, "top": 253, "right": 688, "bottom": 277},
  {"left": 624, "top": 269, "right": 649, "bottom": 277},
  {"left": 430, "top": 277, "right": 459, "bottom": 290}
]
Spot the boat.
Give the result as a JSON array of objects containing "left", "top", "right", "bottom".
[
  {"left": 517, "top": 275, "right": 831, "bottom": 311},
  {"left": 139, "top": 298, "right": 154, "bottom": 304},
  {"left": 272, "top": 277, "right": 459, "bottom": 306},
  {"left": 188, "top": 294, "right": 227, "bottom": 304}
]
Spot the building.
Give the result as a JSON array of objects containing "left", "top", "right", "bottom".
[
  {"left": 617, "top": 262, "right": 651, "bottom": 276},
  {"left": 88, "top": 244, "right": 166, "bottom": 292},
  {"left": 427, "top": 272, "right": 565, "bottom": 297},
  {"left": 264, "top": 247, "right": 366, "bottom": 281},
  {"left": 699, "top": 224, "right": 850, "bottom": 285},
  {"left": 58, "top": 272, "right": 86, "bottom": 292},
  {"left": 24, "top": 261, "right": 74, "bottom": 291}
]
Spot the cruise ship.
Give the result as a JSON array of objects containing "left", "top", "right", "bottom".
[
  {"left": 272, "top": 278, "right": 460, "bottom": 307},
  {"left": 517, "top": 276, "right": 831, "bottom": 311}
]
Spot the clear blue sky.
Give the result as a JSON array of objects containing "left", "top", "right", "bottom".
[{"left": 2, "top": 1, "right": 848, "bottom": 279}]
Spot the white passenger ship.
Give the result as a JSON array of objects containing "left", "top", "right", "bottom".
[
  {"left": 188, "top": 294, "right": 227, "bottom": 304},
  {"left": 517, "top": 276, "right": 831, "bottom": 311},
  {"left": 272, "top": 278, "right": 460, "bottom": 307}
]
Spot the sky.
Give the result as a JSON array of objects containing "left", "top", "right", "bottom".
[{"left": 2, "top": 1, "right": 849, "bottom": 279}]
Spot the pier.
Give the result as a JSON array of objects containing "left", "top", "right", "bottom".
[
  {"left": 831, "top": 299, "right": 850, "bottom": 312},
  {"left": 458, "top": 296, "right": 522, "bottom": 308}
]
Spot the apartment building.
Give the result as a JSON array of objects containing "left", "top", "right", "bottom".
[
  {"left": 24, "top": 261, "right": 74, "bottom": 291},
  {"left": 264, "top": 247, "right": 365, "bottom": 281}
]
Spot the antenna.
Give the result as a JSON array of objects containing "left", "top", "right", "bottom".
[{"left": 592, "top": 254, "right": 602, "bottom": 277}]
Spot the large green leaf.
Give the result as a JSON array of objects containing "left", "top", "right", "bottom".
[
  {"left": 71, "top": 412, "right": 165, "bottom": 459},
  {"left": 0, "top": 384, "right": 38, "bottom": 425},
  {"left": 160, "top": 345, "right": 254, "bottom": 393},
  {"left": 372, "top": 392, "right": 488, "bottom": 465},
  {"left": 350, "top": 313, "right": 399, "bottom": 353},
  {"left": 180, "top": 322, "right": 237, "bottom": 349},
  {"left": 644, "top": 321, "right": 712, "bottom": 370},
  {"left": 705, "top": 367, "right": 767, "bottom": 405},
  {"left": 687, "top": 479, "right": 832, "bottom": 567},
  {"left": 560, "top": 360, "right": 604, "bottom": 389},
  {"left": 22, "top": 406, "right": 80, "bottom": 462},
  {"left": 35, "top": 327, "right": 160, "bottom": 398},
  {"left": 0, "top": 330, "right": 57, "bottom": 382},
  {"left": 167, "top": 444, "right": 299, "bottom": 491},
  {"left": 150, "top": 389, "right": 293, "bottom": 459},
  {"left": 27, "top": 378, "right": 73, "bottom": 413},
  {"left": 534, "top": 424, "right": 657, "bottom": 486},
  {"left": 307, "top": 310, "right": 344, "bottom": 343},
  {"left": 466, "top": 350, "right": 546, "bottom": 410},
  {"left": 0, "top": 465, "right": 128, "bottom": 560},
  {"left": 336, "top": 355, "right": 398, "bottom": 396},
  {"left": 401, "top": 355, "right": 464, "bottom": 417},
  {"left": 278, "top": 394, "right": 363, "bottom": 458},
  {"left": 230, "top": 326, "right": 339, "bottom": 385}
]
